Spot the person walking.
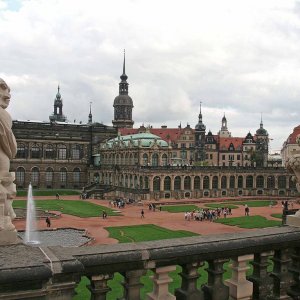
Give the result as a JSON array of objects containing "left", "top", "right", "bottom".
[
  {"left": 245, "top": 205, "right": 250, "bottom": 216},
  {"left": 141, "top": 209, "right": 145, "bottom": 218},
  {"left": 46, "top": 216, "right": 51, "bottom": 228}
]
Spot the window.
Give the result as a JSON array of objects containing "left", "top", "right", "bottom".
[
  {"left": 181, "top": 143, "right": 186, "bottom": 148},
  {"left": 164, "top": 176, "right": 171, "bottom": 190},
  {"left": 246, "top": 175, "right": 253, "bottom": 188},
  {"left": 16, "top": 144, "right": 26, "bottom": 158},
  {"left": 194, "top": 176, "right": 200, "bottom": 190},
  {"left": 230, "top": 176, "right": 235, "bottom": 188},
  {"left": 184, "top": 176, "right": 191, "bottom": 190},
  {"left": 16, "top": 167, "right": 25, "bottom": 186},
  {"left": 58, "top": 145, "right": 67, "bottom": 160},
  {"left": 31, "top": 167, "right": 39, "bottom": 186},
  {"left": 45, "top": 168, "right": 53, "bottom": 186},
  {"left": 203, "top": 176, "right": 210, "bottom": 189},
  {"left": 152, "top": 153, "right": 159, "bottom": 166},
  {"left": 210, "top": 154, "right": 213, "bottom": 159},
  {"left": 238, "top": 176, "right": 243, "bottom": 188},
  {"left": 222, "top": 155, "right": 225, "bottom": 160},
  {"left": 143, "top": 153, "right": 148, "bottom": 166},
  {"left": 237, "top": 155, "right": 240, "bottom": 160},
  {"left": 162, "top": 154, "right": 168, "bottom": 166},
  {"left": 212, "top": 176, "right": 218, "bottom": 189},
  {"left": 71, "top": 144, "right": 81, "bottom": 160},
  {"left": 229, "top": 155, "right": 234, "bottom": 161},
  {"left": 73, "top": 168, "right": 80, "bottom": 186},
  {"left": 45, "top": 144, "right": 55, "bottom": 159},
  {"left": 221, "top": 176, "right": 227, "bottom": 189},
  {"left": 174, "top": 176, "right": 181, "bottom": 190},
  {"left": 31, "top": 144, "right": 40, "bottom": 159},
  {"left": 256, "top": 176, "right": 264, "bottom": 188},
  {"left": 60, "top": 168, "right": 67, "bottom": 185},
  {"left": 278, "top": 176, "right": 286, "bottom": 189}
]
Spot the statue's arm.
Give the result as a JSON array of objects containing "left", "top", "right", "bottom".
[{"left": 0, "top": 121, "right": 17, "bottom": 159}]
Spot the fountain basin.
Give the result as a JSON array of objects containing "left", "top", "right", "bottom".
[{"left": 18, "top": 228, "right": 93, "bottom": 247}]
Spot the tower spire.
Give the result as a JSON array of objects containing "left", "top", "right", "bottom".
[
  {"left": 260, "top": 112, "right": 263, "bottom": 127},
  {"left": 199, "top": 101, "right": 202, "bottom": 122},
  {"left": 120, "top": 49, "right": 128, "bottom": 81},
  {"left": 88, "top": 101, "right": 92, "bottom": 124}
]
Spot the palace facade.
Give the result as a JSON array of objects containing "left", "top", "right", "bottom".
[{"left": 10, "top": 54, "right": 297, "bottom": 199}]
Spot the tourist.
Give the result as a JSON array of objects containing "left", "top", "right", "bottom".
[
  {"left": 141, "top": 209, "right": 145, "bottom": 218},
  {"left": 46, "top": 216, "right": 51, "bottom": 228},
  {"left": 245, "top": 205, "right": 250, "bottom": 216},
  {"left": 56, "top": 193, "right": 60, "bottom": 200},
  {"left": 102, "top": 211, "right": 107, "bottom": 219}
]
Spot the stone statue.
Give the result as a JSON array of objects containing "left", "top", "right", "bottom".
[{"left": 0, "top": 78, "right": 17, "bottom": 243}]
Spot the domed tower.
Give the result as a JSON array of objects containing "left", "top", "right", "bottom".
[
  {"left": 112, "top": 51, "right": 134, "bottom": 128},
  {"left": 49, "top": 85, "right": 67, "bottom": 122},
  {"left": 218, "top": 113, "right": 231, "bottom": 137},
  {"left": 255, "top": 114, "right": 269, "bottom": 167},
  {"left": 194, "top": 102, "right": 206, "bottom": 162}
]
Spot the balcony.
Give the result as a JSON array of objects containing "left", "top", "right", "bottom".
[{"left": 1, "top": 226, "right": 300, "bottom": 299}]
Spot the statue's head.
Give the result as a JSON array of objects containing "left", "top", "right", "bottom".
[{"left": 0, "top": 78, "right": 11, "bottom": 109}]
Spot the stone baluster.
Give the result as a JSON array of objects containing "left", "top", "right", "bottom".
[
  {"left": 146, "top": 265, "right": 176, "bottom": 300},
  {"left": 175, "top": 262, "right": 204, "bottom": 300},
  {"left": 202, "top": 258, "right": 229, "bottom": 300},
  {"left": 248, "top": 251, "right": 274, "bottom": 300},
  {"left": 88, "top": 274, "right": 113, "bottom": 300},
  {"left": 225, "top": 254, "right": 254, "bottom": 300},
  {"left": 287, "top": 247, "right": 300, "bottom": 299},
  {"left": 268, "top": 248, "right": 292, "bottom": 300},
  {"left": 121, "top": 269, "right": 147, "bottom": 300}
]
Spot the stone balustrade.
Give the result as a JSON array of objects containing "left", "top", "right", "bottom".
[{"left": 1, "top": 226, "right": 300, "bottom": 299}]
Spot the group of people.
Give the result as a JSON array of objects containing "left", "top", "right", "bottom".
[
  {"left": 184, "top": 207, "right": 232, "bottom": 222},
  {"left": 148, "top": 203, "right": 162, "bottom": 212}
]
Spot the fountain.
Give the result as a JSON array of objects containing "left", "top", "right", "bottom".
[{"left": 24, "top": 184, "right": 40, "bottom": 244}]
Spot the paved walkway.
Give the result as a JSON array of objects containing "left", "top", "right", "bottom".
[{"left": 13, "top": 196, "right": 299, "bottom": 245}]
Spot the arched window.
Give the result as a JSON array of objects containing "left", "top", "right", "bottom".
[
  {"left": 194, "top": 176, "right": 200, "bottom": 190},
  {"left": 162, "top": 154, "right": 168, "bottom": 166},
  {"left": 71, "top": 144, "right": 81, "bottom": 160},
  {"left": 256, "top": 176, "right": 264, "bottom": 188},
  {"left": 267, "top": 176, "right": 275, "bottom": 189},
  {"left": 31, "top": 167, "right": 40, "bottom": 186},
  {"left": 60, "top": 168, "right": 67, "bottom": 186},
  {"left": 16, "top": 144, "right": 26, "bottom": 158},
  {"left": 134, "top": 153, "right": 138, "bottom": 165},
  {"left": 16, "top": 167, "right": 25, "bottom": 186},
  {"left": 238, "top": 176, "right": 243, "bottom": 188},
  {"left": 45, "top": 144, "right": 55, "bottom": 159},
  {"left": 230, "top": 176, "right": 235, "bottom": 188},
  {"left": 164, "top": 176, "right": 171, "bottom": 190},
  {"left": 45, "top": 167, "right": 53, "bottom": 187},
  {"left": 246, "top": 175, "right": 253, "bottom": 188},
  {"left": 58, "top": 145, "right": 67, "bottom": 160},
  {"left": 153, "top": 176, "right": 160, "bottom": 191},
  {"left": 152, "top": 153, "right": 159, "bottom": 166},
  {"left": 278, "top": 176, "right": 286, "bottom": 189},
  {"left": 31, "top": 144, "right": 40, "bottom": 159},
  {"left": 143, "top": 153, "right": 148, "bottom": 166},
  {"left": 73, "top": 168, "right": 80, "bottom": 186},
  {"left": 221, "top": 176, "right": 227, "bottom": 189},
  {"left": 184, "top": 176, "right": 191, "bottom": 190},
  {"left": 174, "top": 176, "right": 181, "bottom": 190},
  {"left": 144, "top": 177, "right": 149, "bottom": 189},
  {"left": 125, "top": 153, "right": 129, "bottom": 165},
  {"left": 203, "top": 176, "right": 210, "bottom": 189},
  {"left": 129, "top": 154, "right": 134, "bottom": 165},
  {"left": 212, "top": 176, "right": 218, "bottom": 189}
]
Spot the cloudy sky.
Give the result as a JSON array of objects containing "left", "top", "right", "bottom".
[{"left": 1, "top": 0, "right": 300, "bottom": 151}]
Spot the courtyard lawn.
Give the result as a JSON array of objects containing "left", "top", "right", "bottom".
[
  {"left": 205, "top": 203, "right": 238, "bottom": 209},
  {"left": 105, "top": 224, "right": 198, "bottom": 243},
  {"left": 12, "top": 200, "right": 120, "bottom": 217},
  {"left": 229, "top": 200, "right": 278, "bottom": 207},
  {"left": 161, "top": 204, "right": 199, "bottom": 213},
  {"left": 271, "top": 213, "right": 282, "bottom": 219},
  {"left": 215, "top": 215, "right": 282, "bottom": 228},
  {"left": 17, "top": 189, "right": 81, "bottom": 197}
]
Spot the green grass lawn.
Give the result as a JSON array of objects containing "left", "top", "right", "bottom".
[
  {"left": 271, "top": 213, "right": 282, "bottom": 219},
  {"left": 161, "top": 205, "right": 199, "bottom": 213},
  {"left": 105, "top": 224, "right": 198, "bottom": 243},
  {"left": 230, "top": 200, "right": 277, "bottom": 207},
  {"left": 17, "top": 189, "right": 81, "bottom": 197},
  {"left": 205, "top": 203, "right": 238, "bottom": 209},
  {"left": 13, "top": 200, "right": 120, "bottom": 217},
  {"left": 215, "top": 215, "right": 282, "bottom": 228}
]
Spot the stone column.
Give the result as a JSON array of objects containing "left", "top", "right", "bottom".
[
  {"left": 287, "top": 247, "right": 300, "bottom": 299},
  {"left": 202, "top": 258, "right": 229, "bottom": 300},
  {"left": 122, "top": 269, "right": 147, "bottom": 300},
  {"left": 248, "top": 251, "right": 274, "bottom": 300},
  {"left": 225, "top": 254, "right": 254, "bottom": 300},
  {"left": 175, "top": 262, "right": 204, "bottom": 300},
  {"left": 269, "top": 248, "right": 292, "bottom": 300},
  {"left": 147, "top": 265, "right": 176, "bottom": 300},
  {"left": 88, "top": 274, "right": 113, "bottom": 300}
]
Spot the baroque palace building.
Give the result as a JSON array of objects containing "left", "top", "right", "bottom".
[{"left": 10, "top": 54, "right": 297, "bottom": 199}]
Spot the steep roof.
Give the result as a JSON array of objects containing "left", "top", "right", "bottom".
[
  {"left": 284, "top": 125, "right": 300, "bottom": 144},
  {"left": 218, "top": 137, "right": 244, "bottom": 151}
]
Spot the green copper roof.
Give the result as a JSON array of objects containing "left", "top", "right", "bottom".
[{"left": 104, "top": 133, "right": 169, "bottom": 148}]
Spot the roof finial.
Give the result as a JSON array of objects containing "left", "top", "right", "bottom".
[
  {"left": 90, "top": 101, "right": 92, "bottom": 114},
  {"left": 58, "top": 85, "right": 60, "bottom": 93},
  {"left": 123, "top": 49, "right": 126, "bottom": 75}
]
